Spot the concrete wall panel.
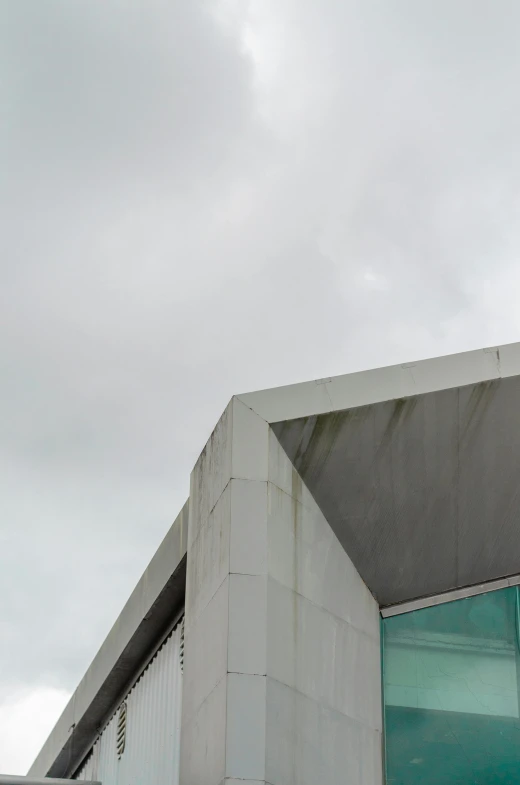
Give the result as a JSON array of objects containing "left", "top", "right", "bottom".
[
  {"left": 181, "top": 404, "right": 382, "bottom": 785},
  {"left": 265, "top": 677, "right": 382, "bottom": 785}
]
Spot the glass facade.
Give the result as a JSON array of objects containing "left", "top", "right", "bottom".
[{"left": 382, "top": 586, "right": 520, "bottom": 784}]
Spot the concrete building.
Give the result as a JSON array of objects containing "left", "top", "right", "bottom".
[{"left": 22, "top": 342, "right": 520, "bottom": 784}]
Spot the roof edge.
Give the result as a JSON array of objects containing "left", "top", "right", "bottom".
[
  {"left": 237, "top": 342, "right": 520, "bottom": 423},
  {"left": 28, "top": 501, "right": 189, "bottom": 779}
]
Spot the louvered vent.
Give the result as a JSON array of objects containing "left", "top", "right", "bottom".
[
  {"left": 180, "top": 616, "right": 185, "bottom": 674},
  {"left": 116, "top": 701, "right": 127, "bottom": 759}
]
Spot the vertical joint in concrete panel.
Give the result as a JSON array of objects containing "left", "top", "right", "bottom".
[
  {"left": 180, "top": 404, "right": 383, "bottom": 785},
  {"left": 181, "top": 398, "right": 269, "bottom": 785}
]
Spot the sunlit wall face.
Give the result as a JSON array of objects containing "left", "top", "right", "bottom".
[{"left": 382, "top": 586, "right": 520, "bottom": 784}]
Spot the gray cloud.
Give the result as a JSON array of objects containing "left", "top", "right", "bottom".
[{"left": 1, "top": 0, "right": 520, "bottom": 740}]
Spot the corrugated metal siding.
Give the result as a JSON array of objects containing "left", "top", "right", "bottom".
[{"left": 74, "top": 617, "right": 183, "bottom": 785}]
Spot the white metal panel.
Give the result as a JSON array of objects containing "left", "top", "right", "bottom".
[
  {"left": 75, "top": 618, "right": 183, "bottom": 785},
  {"left": 381, "top": 573, "right": 520, "bottom": 617}
]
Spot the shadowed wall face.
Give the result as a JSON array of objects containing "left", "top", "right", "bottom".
[
  {"left": 273, "top": 376, "right": 520, "bottom": 606},
  {"left": 382, "top": 586, "right": 520, "bottom": 785}
]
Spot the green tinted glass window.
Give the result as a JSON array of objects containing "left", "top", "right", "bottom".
[{"left": 382, "top": 586, "right": 520, "bottom": 784}]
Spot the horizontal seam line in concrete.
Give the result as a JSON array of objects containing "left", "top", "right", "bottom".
[
  {"left": 197, "top": 477, "right": 232, "bottom": 522},
  {"left": 266, "top": 480, "right": 382, "bottom": 610},
  {"left": 186, "top": 571, "right": 228, "bottom": 630},
  {"left": 219, "top": 779, "right": 275, "bottom": 785},
  {"left": 192, "top": 555, "right": 377, "bottom": 640},
  {"left": 233, "top": 393, "right": 270, "bottom": 424},
  {"left": 267, "top": 479, "right": 326, "bottom": 513},
  {"left": 229, "top": 572, "right": 266, "bottom": 578},
  {"left": 196, "top": 474, "right": 321, "bottom": 535},
  {"left": 196, "top": 476, "right": 270, "bottom": 531},
  {"left": 266, "top": 674, "right": 383, "bottom": 734},
  {"left": 267, "top": 574, "right": 380, "bottom": 643},
  {"left": 223, "top": 781, "right": 276, "bottom": 785},
  {"left": 181, "top": 671, "right": 227, "bottom": 728},
  {"left": 182, "top": 673, "right": 381, "bottom": 734}
]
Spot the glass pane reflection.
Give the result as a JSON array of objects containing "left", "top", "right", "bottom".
[{"left": 382, "top": 586, "right": 520, "bottom": 784}]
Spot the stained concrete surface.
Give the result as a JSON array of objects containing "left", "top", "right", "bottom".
[{"left": 273, "top": 375, "right": 520, "bottom": 607}]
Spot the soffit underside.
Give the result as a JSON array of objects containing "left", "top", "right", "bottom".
[{"left": 272, "top": 375, "right": 520, "bottom": 607}]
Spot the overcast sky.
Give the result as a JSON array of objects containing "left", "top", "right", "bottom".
[{"left": 2, "top": 0, "right": 520, "bottom": 774}]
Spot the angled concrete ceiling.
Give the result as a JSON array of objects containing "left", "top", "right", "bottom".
[{"left": 272, "top": 375, "right": 520, "bottom": 607}]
